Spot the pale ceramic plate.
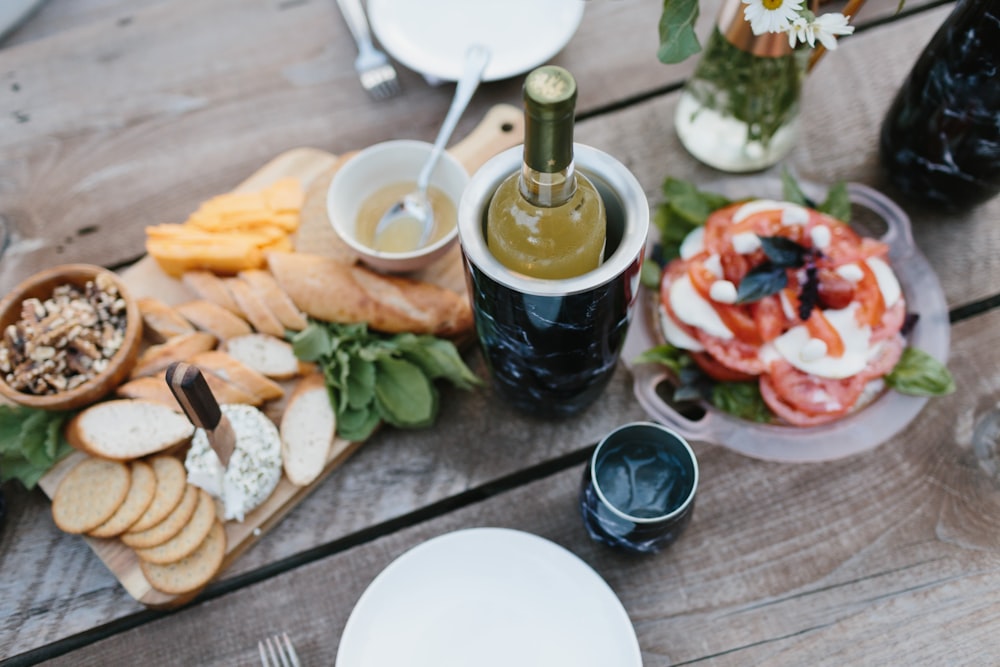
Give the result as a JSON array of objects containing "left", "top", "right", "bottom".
[
  {"left": 622, "top": 177, "right": 951, "bottom": 463},
  {"left": 366, "top": 0, "right": 585, "bottom": 82},
  {"left": 336, "top": 527, "right": 642, "bottom": 667}
]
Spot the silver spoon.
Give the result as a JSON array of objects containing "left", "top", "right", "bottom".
[{"left": 374, "top": 44, "right": 491, "bottom": 249}]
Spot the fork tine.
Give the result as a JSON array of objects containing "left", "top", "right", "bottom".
[{"left": 281, "top": 632, "right": 302, "bottom": 667}]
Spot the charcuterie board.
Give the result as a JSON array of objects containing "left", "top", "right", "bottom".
[{"left": 36, "top": 104, "right": 524, "bottom": 608}]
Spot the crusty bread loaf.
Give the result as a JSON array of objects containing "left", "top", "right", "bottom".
[
  {"left": 130, "top": 331, "right": 218, "bottom": 379},
  {"left": 188, "top": 350, "right": 285, "bottom": 403},
  {"left": 280, "top": 373, "right": 335, "bottom": 486},
  {"left": 66, "top": 399, "right": 195, "bottom": 460},
  {"left": 224, "top": 277, "right": 285, "bottom": 337},
  {"left": 182, "top": 270, "right": 243, "bottom": 316},
  {"left": 222, "top": 333, "right": 301, "bottom": 380},
  {"left": 176, "top": 300, "right": 253, "bottom": 340},
  {"left": 266, "top": 251, "right": 472, "bottom": 337},
  {"left": 237, "top": 269, "right": 308, "bottom": 331},
  {"left": 137, "top": 297, "right": 195, "bottom": 342}
]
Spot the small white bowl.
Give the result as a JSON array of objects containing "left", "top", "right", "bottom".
[{"left": 327, "top": 140, "right": 469, "bottom": 273}]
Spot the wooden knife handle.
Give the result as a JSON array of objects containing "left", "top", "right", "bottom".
[{"left": 165, "top": 361, "right": 236, "bottom": 467}]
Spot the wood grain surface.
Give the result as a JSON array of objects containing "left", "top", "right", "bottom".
[{"left": 4, "top": 1, "right": 999, "bottom": 665}]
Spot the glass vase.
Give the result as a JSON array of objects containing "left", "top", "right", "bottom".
[
  {"left": 879, "top": 0, "right": 1000, "bottom": 210},
  {"left": 674, "top": 0, "right": 807, "bottom": 173}
]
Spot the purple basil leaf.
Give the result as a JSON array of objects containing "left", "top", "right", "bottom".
[{"left": 798, "top": 264, "right": 819, "bottom": 320}]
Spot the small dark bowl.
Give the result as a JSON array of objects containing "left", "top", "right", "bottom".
[{"left": 0, "top": 264, "right": 142, "bottom": 411}]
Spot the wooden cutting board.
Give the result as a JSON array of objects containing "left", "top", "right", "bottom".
[{"left": 36, "top": 103, "right": 524, "bottom": 608}]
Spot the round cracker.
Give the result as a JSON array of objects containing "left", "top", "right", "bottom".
[
  {"left": 140, "top": 520, "right": 227, "bottom": 595},
  {"left": 134, "top": 488, "right": 216, "bottom": 564},
  {"left": 89, "top": 460, "right": 157, "bottom": 538},
  {"left": 121, "top": 483, "right": 199, "bottom": 549},
  {"left": 129, "top": 456, "right": 186, "bottom": 532},
  {"left": 52, "top": 458, "right": 131, "bottom": 534}
]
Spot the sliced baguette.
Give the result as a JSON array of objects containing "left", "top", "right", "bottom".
[
  {"left": 224, "top": 277, "right": 285, "bottom": 337},
  {"left": 66, "top": 399, "right": 195, "bottom": 460},
  {"left": 182, "top": 270, "right": 243, "bottom": 316},
  {"left": 237, "top": 269, "right": 308, "bottom": 331},
  {"left": 130, "top": 331, "right": 218, "bottom": 379},
  {"left": 189, "top": 350, "right": 285, "bottom": 403},
  {"left": 222, "top": 333, "right": 300, "bottom": 380},
  {"left": 176, "top": 299, "right": 253, "bottom": 340},
  {"left": 116, "top": 375, "right": 183, "bottom": 412},
  {"left": 137, "top": 297, "right": 195, "bottom": 342},
  {"left": 280, "top": 373, "right": 335, "bottom": 486}
]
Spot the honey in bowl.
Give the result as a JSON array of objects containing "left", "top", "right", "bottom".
[{"left": 355, "top": 182, "right": 457, "bottom": 253}]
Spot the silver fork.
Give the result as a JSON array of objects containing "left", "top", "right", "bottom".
[
  {"left": 258, "top": 632, "right": 302, "bottom": 667},
  {"left": 335, "top": 0, "right": 400, "bottom": 99}
]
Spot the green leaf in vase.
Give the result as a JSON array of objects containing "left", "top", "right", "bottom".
[{"left": 658, "top": 0, "right": 702, "bottom": 64}]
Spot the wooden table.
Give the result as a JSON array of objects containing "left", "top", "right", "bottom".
[{"left": 4, "top": 1, "right": 1000, "bottom": 665}]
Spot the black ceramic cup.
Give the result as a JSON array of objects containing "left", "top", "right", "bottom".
[
  {"left": 457, "top": 145, "right": 649, "bottom": 418},
  {"left": 580, "top": 422, "right": 698, "bottom": 554}
]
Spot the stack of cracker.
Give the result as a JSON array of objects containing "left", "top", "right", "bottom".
[{"left": 51, "top": 455, "right": 226, "bottom": 596}]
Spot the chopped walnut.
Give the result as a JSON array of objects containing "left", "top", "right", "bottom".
[{"left": 0, "top": 275, "right": 130, "bottom": 396}]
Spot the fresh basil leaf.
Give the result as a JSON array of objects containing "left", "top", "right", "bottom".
[
  {"left": 346, "top": 356, "right": 376, "bottom": 410},
  {"left": 780, "top": 168, "right": 812, "bottom": 207},
  {"left": 19, "top": 411, "right": 52, "bottom": 469},
  {"left": 736, "top": 262, "right": 788, "bottom": 303},
  {"left": 290, "top": 323, "right": 333, "bottom": 361},
  {"left": 640, "top": 259, "right": 662, "bottom": 290},
  {"left": 374, "top": 357, "right": 436, "bottom": 426},
  {"left": 336, "top": 405, "right": 381, "bottom": 441},
  {"left": 655, "top": 178, "right": 731, "bottom": 261},
  {"left": 820, "top": 182, "right": 852, "bottom": 222},
  {"left": 712, "top": 381, "right": 772, "bottom": 423},
  {"left": 633, "top": 344, "right": 688, "bottom": 375},
  {"left": 657, "top": 0, "right": 701, "bottom": 64},
  {"left": 886, "top": 348, "right": 956, "bottom": 396},
  {"left": 399, "top": 337, "right": 481, "bottom": 390},
  {"left": 1, "top": 453, "right": 47, "bottom": 490},
  {"left": 759, "top": 236, "right": 808, "bottom": 268}
]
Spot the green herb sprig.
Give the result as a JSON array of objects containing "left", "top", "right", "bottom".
[
  {"left": 0, "top": 405, "right": 75, "bottom": 489},
  {"left": 291, "top": 321, "right": 481, "bottom": 442}
]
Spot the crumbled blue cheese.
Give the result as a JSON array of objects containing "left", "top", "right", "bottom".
[{"left": 185, "top": 404, "right": 282, "bottom": 522}]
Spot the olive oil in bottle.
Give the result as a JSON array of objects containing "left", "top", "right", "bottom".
[{"left": 486, "top": 66, "right": 606, "bottom": 279}]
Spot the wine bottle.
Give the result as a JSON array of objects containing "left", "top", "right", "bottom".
[{"left": 486, "top": 66, "right": 606, "bottom": 280}]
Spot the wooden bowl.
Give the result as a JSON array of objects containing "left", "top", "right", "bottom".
[{"left": 0, "top": 264, "right": 143, "bottom": 411}]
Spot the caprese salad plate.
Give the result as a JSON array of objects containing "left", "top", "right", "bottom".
[{"left": 622, "top": 176, "right": 951, "bottom": 463}]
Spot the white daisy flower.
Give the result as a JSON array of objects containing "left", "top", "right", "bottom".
[
  {"left": 812, "top": 12, "right": 855, "bottom": 50},
  {"left": 742, "top": 0, "right": 804, "bottom": 35},
  {"left": 787, "top": 16, "right": 813, "bottom": 47}
]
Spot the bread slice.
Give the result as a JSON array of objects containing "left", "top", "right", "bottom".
[
  {"left": 116, "top": 375, "right": 183, "bottom": 411},
  {"left": 130, "top": 331, "right": 218, "bottom": 379},
  {"left": 280, "top": 373, "right": 335, "bottom": 486},
  {"left": 182, "top": 270, "right": 243, "bottom": 316},
  {"left": 238, "top": 269, "right": 308, "bottom": 331},
  {"left": 137, "top": 297, "right": 195, "bottom": 342},
  {"left": 176, "top": 300, "right": 253, "bottom": 341},
  {"left": 224, "top": 277, "right": 285, "bottom": 337},
  {"left": 188, "top": 350, "right": 285, "bottom": 403},
  {"left": 222, "top": 333, "right": 300, "bottom": 380},
  {"left": 66, "top": 399, "right": 195, "bottom": 460}
]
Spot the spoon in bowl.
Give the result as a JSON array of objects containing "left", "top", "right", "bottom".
[{"left": 373, "top": 44, "right": 490, "bottom": 249}]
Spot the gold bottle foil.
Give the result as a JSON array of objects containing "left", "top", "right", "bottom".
[{"left": 717, "top": 0, "right": 793, "bottom": 57}]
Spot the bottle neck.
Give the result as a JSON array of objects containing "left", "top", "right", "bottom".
[{"left": 519, "top": 160, "right": 577, "bottom": 207}]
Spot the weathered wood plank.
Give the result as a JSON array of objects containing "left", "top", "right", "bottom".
[{"left": 31, "top": 308, "right": 1000, "bottom": 667}]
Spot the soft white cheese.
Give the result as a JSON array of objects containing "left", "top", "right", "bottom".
[
  {"left": 781, "top": 205, "right": 810, "bottom": 227},
  {"left": 799, "top": 337, "right": 828, "bottom": 362},
  {"left": 658, "top": 305, "right": 704, "bottom": 351},
  {"left": 703, "top": 253, "right": 724, "bottom": 278},
  {"left": 669, "top": 273, "right": 734, "bottom": 340},
  {"left": 710, "top": 280, "right": 738, "bottom": 304},
  {"left": 772, "top": 303, "right": 872, "bottom": 379},
  {"left": 679, "top": 226, "right": 705, "bottom": 259},
  {"left": 732, "top": 231, "right": 761, "bottom": 254},
  {"left": 867, "top": 257, "right": 902, "bottom": 307},
  {"left": 185, "top": 404, "right": 283, "bottom": 522},
  {"left": 810, "top": 225, "right": 831, "bottom": 250},
  {"left": 733, "top": 199, "right": 786, "bottom": 223},
  {"left": 836, "top": 263, "right": 864, "bottom": 283}
]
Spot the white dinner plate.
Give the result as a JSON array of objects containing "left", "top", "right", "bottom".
[
  {"left": 366, "top": 0, "right": 586, "bottom": 82},
  {"left": 336, "top": 527, "right": 642, "bottom": 667}
]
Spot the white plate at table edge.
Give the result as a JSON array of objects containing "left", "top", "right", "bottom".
[
  {"left": 621, "top": 176, "right": 951, "bottom": 463},
  {"left": 366, "top": 0, "right": 585, "bottom": 82},
  {"left": 335, "top": 527, "right": 642, "bottom": 667}
]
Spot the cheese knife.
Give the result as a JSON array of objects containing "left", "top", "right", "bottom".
[{"left": 165, "top": 361, "right": 236, "bottom": 467}]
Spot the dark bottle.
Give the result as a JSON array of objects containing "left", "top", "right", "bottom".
[{"left": 879, "top": 0, "right": 1000, "bottom": 209}]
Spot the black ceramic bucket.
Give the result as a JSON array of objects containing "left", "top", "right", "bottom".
[{"left": 457, "top": 144, "right": 649, "bottom": 418}]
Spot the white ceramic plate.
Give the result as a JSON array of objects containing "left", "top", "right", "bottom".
[
  {"left": 366, "top": 0, "right": 586, "bottom": 82},
  {"left": 0, "top": 0, "right": 47, "bottom": 42},
  {"left": 336, "top": 528, "right": 642, "bottom": 667}
]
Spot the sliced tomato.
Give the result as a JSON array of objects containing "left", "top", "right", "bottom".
[
  {"left": 751, "top": 295, "right": 786, "bottom": 343},
  {"left": 860, "top": 333, "right": 905, "bottom": 381},
  {"left": 766, "top": 359, "right": 866, "bottom": 416},
  {"left": 818, "top": 219, "right": 889, "bottom": 266},
  {"left": 805, "top": 309, "right": 846, "bottom": 358},
  {"left": 688, "top": 258, "right": 763, "bottom": 345},
  {"left": 871, "top": 299, "right": 907, "bottom": 342},
  {"left": 759, "top": 375, "right": 849, "bottom": 426},
  {"left": 697, "top": 333, "right": 766, "bottom": 375},
  {"left": 702, "top": 203, "right": 744, "bottom": 253},
  {"left": 690, "top": 351, "right": 758, "bottom": 382},
  {"left": 720, "top": 251, "right": 752, "bottom": 284},
  {"left": 854, "top": 261, "right": 887, "bottom": 328},
  {"left": 817, "top": 268, "right": 855, "bottom": 310}
]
